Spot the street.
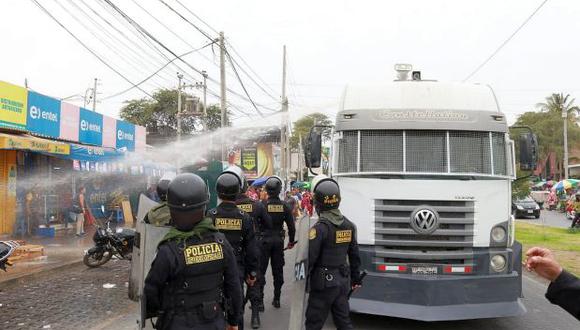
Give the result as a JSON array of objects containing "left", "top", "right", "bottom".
[
  {"left": 516, "top": 209, "right": 572, "bottom": 229},
  {"left": 1, "top": 247, "right": 577, "bottom": 330}
]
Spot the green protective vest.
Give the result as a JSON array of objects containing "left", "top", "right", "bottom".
[{"left": 147, "top": 202, "right": 171, "bottom": 226}]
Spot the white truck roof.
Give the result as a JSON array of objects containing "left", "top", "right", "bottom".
[{"left": 340, "top": 81, "right": 500, "bottom": 113}]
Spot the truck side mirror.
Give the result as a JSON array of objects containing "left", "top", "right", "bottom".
[
  {"left": 519, "top": 133, "right": 538, "bottom": 171},
  {"left": 305, "top": 130, "right": 322, "bottom": 168}
]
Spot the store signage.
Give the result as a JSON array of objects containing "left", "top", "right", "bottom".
[
  {"left": 79, "top": 107, "right": 103, "bottom": 146},
  {"left": 241, "top": 147, "right": 258, "bottom": 177},
  {"left": 0, "top": 81, "right": 27, "bottom": 130},
  {"left": 116, "top": 120, "right": 135, "bottom": 151},
  {"left": 0, "top": 134, "right": 70, "bottom": 155},
  {"left": 27, "top": 91, "right": 61, "bottom": 138},
  {"left": 60, "top": 102, "right": 80, "bottom": 142}
]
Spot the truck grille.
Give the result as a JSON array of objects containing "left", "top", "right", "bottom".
[{"left": 374, "top": 199, "right": 475, "bottom": 264}]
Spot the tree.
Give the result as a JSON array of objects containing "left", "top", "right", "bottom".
[
  {"left": 289, "top": 113, "right": 333, "bottom": 150},
  {"left": 120, "top": 88, "right": 231, "bottom": 136},
  {"left": 536, "top": 93, "right": 580, "bottom": 117}
]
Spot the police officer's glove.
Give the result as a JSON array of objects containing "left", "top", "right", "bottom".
[
  {"left": 246, "top": 271, "right": 257, "bottom": 286},
  {"left": 285, "top": 241, "right": 297, "bottom": 250},
  {"left": 351, "top": 276, "right": 363, "bottom": 290}
]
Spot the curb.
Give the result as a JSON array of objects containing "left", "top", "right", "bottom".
[{"left": 0, "top": 258, "right": 84, "bottom": 289}]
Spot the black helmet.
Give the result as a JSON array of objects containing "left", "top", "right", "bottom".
[
  {"left": 156, "top": 179, "right": 170, "bottom": 202},
  {"left": 265, "top": 176, "right": 283, "bottom": 196},
  {"left": 167, "top": 173, "right": 209, "bottom": 231},
  {"left": 312, "top": 176, "right": 341, "bottom": 211},
  {"left": 216, "top": 172, "right": 241, "bottom": 200},
  {"left": 222, "top": 166, "right": 247, "bottom": 192}
]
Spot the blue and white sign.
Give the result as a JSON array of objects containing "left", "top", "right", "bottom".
[
  {"left": 26, "top": 91, "right": 61, "bottom": 138},
  {"left": 79, "top": 108, "right": 103, "bottom": 146},
  {"left": 116, "top": 120, "right": 135, "bottom": 151}
]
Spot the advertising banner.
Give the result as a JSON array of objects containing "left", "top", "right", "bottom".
[
  {"left": 60, "top": 102, "right": 80, "bottom": 142},
  {"left": 0, "top": 133, "right": 70, "bottom": 155},
  {"left": 135, "top": 125, "right": 146, "bottom": 153},
  {"left": 79, "top": 107, "right": 103, "bottom": 146},
  {"left": 66, "top": 144, "right": 122, "bottom": 162},
  {"left": 26, "top": 91, "right": 61, "bottom": 138},
  {"left": 241, "top": 147, "right": 258, "bottom": 177},
  {"left": 102, "top": 116, "right": 116, "bottom": 148},
  {"left": 0, "top": 81, "right": 27, "bottom": 130},
  {"left": 116, "top": 120, "right": 135, "bottom": 151}
]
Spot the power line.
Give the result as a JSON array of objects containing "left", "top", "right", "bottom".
[
  {"left": 29, "top": 0, "right": 153, "bottom": 98},
  {"left": 172, "top": 0, "right": 219, "bottom": 35},
  {"left": 156, "top": 0, "right": 215, "bottom": 42},
  {"left": 463, "top": 0, "right": 550, "bottom": 82},
  {"left": 226, "top": 50, "right": 264, "bottom": 117},
  {"left": 103, "top": 41, "right": 217, "bottom": 100}
]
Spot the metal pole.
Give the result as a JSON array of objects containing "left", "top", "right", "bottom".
[
  {"left": 202, "top": 70, "right": 208, "bottom": 116},
  {"left": 280, "top": 45, "right": 288, "bottom": 183},
  {"left": 563, "top": 105, "right": 569, "bottom": 179},
  {"left": 219, "top": 32, "right": 227, "bottom": 160},
  {"left": 177, "top": 73, "right": 183, "bottom": 143},
  {"left": 92, "top": 78, "right": 98, "bottom": 111}
]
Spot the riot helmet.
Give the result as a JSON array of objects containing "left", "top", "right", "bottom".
[
  {"left": 156, "top": 180, "right": 170, "bottom": 202},
  {"left": 222, "top": 165, "right": 247, "bottom": 192},
  {"left": 265, "top": 176, "right": 283, "bottom": 196},
  {"left": 167, "top": 173, "right": 210, "bottom": 231},
  {"left": 216, "top": 172, "right": 241, "bottom": 201},
  {"left": 312, "top": 175, "right": 341, "bottom": 211}
]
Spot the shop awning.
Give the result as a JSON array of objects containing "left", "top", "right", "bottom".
[
  {"left": 63, "top": 143, "right": 124, "bottom": 162},
  {"left": 0, "top": 132, "right": 70, "bottom": 155}
]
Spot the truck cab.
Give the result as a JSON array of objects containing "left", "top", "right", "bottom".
[{"left": 306, "top": 69, "right": 535, "bottom": 321}]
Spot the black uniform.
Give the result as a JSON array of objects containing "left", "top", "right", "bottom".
[
  {"left": 261, "top": 196, "right": 296, "bottom": 302},
  {"left": 208, "top": 202, "right": 259, "bottom": 329},
  {"left": 305, "top": 213, "right": 361, "bottom": 330},
  {"left": 546, "top": 269, "right": 580, "bottom": 320},
  {"left": 144, "top": 230, "right": 242, "bottom": 330}
]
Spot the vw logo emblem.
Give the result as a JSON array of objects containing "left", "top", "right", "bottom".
[{"left": 410, "top": 207, "right": 439, "bottom": 234}]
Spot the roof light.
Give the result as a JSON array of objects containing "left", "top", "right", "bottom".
[{"left": 394, "top": 63, "right": 413, "bottom": 80}]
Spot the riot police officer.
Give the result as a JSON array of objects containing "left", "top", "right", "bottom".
[
  {"left": 208, "top": 169, "right": 259, "bottom": 329},
  {"left": 305, "top": 176, "right": 362, "bottom": 330},
  {"left": 144, "top": 173, "right": 242, "bottom": 330},
  {"left": 261, "top": 176, "right": 296, "bottom": 308},
  {"left": 144, "top": 178, "right": 171, "bottom": 226}
]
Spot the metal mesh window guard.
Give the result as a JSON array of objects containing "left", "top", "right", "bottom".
[
  {"left": 449, "top": 131, "right": 491, "bottom": 174},
  {"left": 492, "top": 132, "right": 507, "bottom": 175},
  {"left": 338, "top": 131, "right": 358, "bottom": 173},
  {"left": 406, "top": 131, "right": 447, "bottom": 173},
  {"left": 360, "top": 131, "right": 403, "bottom": 172}
]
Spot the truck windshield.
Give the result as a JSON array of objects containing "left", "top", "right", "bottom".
[{"left": 336, "top": 130, "right": 508, "bottom": 177}]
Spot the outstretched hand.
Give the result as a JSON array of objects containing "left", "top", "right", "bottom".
[{"left": 525, "top": 247, "right": 563, "bottom": 282}]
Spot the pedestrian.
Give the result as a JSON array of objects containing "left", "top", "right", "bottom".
[
  {"left": 285, "top": 191, "right": 298, "bottom": 218},
  {"left": 525, "top": 247, "right": 580, "bottom": 320},
  {"left": 73, "top": 186, "right": 87, "bottom": 237},
  {"left": 261, "top": 176, "right": 296, "bottom": 308},
  {"left": 208, "top": 168, "right": 259, "bottom": 329},
  {"left": 302, "top": 191, "right": 313, "bottom": 217},
  {"left": 144, "top": 179, "right": 172, "bottom": 226},
  {"left": 572, "top": 193, "right": 580, "bottom": 228},
  {"left": 144, "top": 173, "right": 242, "bottom": 330},
  {"left": 235, "top": 172, "right": 273, "bottom": 328},
  {"left": 305, "top": 176, "right": 363, "bottom": 330}
]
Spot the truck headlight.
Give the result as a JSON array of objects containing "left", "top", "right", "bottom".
[
  {"left": 490, "top": 255, "right": 507, "bottom": 272},
  {"left": 491, "top": 226, "right": 506, "bottom": 242},
  {"left": 516, "top": 205, "right": 524, "bottom": 210},
  {"left": 535, "top": 205, "right": 540, "bottom": 210}
]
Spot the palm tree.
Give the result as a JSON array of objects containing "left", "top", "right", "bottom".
[{"left": 536, "top": 93, "right": 580, "bottom": 119}]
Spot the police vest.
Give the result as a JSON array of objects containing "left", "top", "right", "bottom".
[
  {"left": 264, "top": 198, "right": 286, "bottom": 231},
  {"left": 208, "top": 208, "right": 244, "bottom": 260},
  {"left": 236, "top": 196, "right": 254, "bottom": 215},
  {"left": 316, "top": 218, "right": 353, "bottom": 269},
  {"left": 161, "top": 232, "right": 226, "bottom": 311}
]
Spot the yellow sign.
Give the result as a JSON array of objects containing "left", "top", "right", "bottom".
[
  {"left": 215, "top": 218, "right": 242, "bottom": 231},
  {"left": 309, "top": 228, "right": 317, "bottom": 240},
  {"left": 0, "top": 81, "right": 27, "bottom": 130},
  {"left": 336, "top": 230, "right": 352, "bottom": 244},
  {"left": 0, "top": 134, "right": 70, "bottom": 155},
  {"left": 237, "top": 204, "right": 253, "bottom": 213},
  {"left": 268, "top": 204, "right": 284, "bottom": 213},
  {"left": 184, "top": 242, "right": 224, "bottom": 265}
]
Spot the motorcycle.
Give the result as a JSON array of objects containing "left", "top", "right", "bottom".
[
  {"left": 83, "top": 206, "right": 136, "bottom": 268},
  {"left": 0, "top": 241, "right": 19, "bottom": 271}
]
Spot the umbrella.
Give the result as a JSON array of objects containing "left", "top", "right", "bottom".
[
  {"left": 553, "top": 179, "right": 580, "bottom": 192},
  {"left": 251, "top": 177, "right": 268, "bottom": 186}
]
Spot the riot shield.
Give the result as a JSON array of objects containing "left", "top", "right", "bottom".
[
  {"left": 129, "top": 194, "right": 159, "bottom": 301},
  {"left": 289, "top": 213, "right": 312, "bottom": 330}
]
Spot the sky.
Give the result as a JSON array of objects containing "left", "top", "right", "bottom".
[{"left": 1, "top": 0, "right": 579, "bottom": 127}]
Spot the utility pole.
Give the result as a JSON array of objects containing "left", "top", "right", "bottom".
[
  {"left": 280, "top": 45, "right": 289, "bottom": 184},
  {"left": 92, "top": 78, "right": 98, "bottom": 111},
  {"left": 177, "top": 72, "right": 184, "bottom": 143},
  {"left": 202, "top": 70, "right": 208, "bottom": 116},
  {"left": 219, "top": 32, "right": 227, "bottom": 160},
  {"left": 563, "top": 104, "right": 569, "bottom": 179},
  {"left": 298, "top": 133, "right": 303, "bottom": 181}
]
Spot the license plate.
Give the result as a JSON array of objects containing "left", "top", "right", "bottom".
[
  {"left": 411, "top": 266, "right": 438, "bottom": 275},
  {"left": 527, "top": 210, "right": 534, "bottom": 214}
]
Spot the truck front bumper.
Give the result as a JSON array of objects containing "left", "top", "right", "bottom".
[{"left": 350, "top": 271, "right": 526, "bottom": 321}]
